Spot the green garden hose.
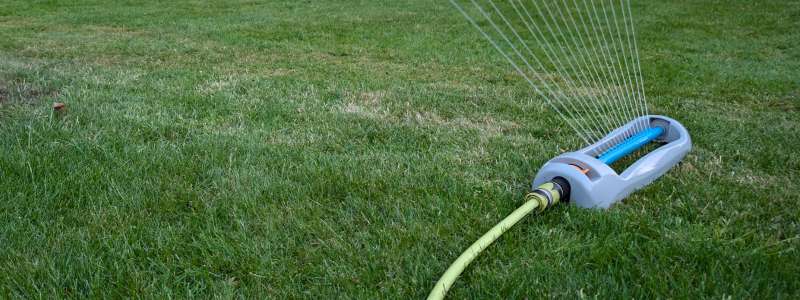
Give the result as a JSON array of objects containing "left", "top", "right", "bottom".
[{"left": 427, "top": 179, "right": 569, "bottom": 300}]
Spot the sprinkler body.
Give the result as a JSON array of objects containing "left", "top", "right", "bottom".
[{"left": 532, "top": 115, "right": 691, "bottom": 208}]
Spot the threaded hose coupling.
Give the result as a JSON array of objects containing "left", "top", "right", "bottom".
[{"left": 525, "top": 177, "right": 570, "bottom": 211}]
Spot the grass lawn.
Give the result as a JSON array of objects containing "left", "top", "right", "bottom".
[{"left": 1, "top": 0, "right": 798, "bottom": 298}]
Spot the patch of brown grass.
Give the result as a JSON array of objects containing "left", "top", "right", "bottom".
[
  {"left": 405, "top": 111, "right": 518, "bottom": 137},
  {"left": 0, "top": 80, "right": 57, "bottom": 105},
  {"left": 0, "top": 85, "right": 8, "bottom": 103}
]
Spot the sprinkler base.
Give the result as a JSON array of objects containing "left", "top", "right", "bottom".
[{"left": 532, "top": 115, "right": 691, "bottom": 209}]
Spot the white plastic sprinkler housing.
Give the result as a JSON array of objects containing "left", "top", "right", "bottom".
[{"left": 532, "top": 115, "right": 691, "bottom": 209}]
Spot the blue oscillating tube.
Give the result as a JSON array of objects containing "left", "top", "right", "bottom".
[{"left": 597, "top": 126, "right": 664, "bottom": 165}]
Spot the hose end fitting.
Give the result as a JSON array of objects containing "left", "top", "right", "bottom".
[{"left": 525, "top": 177, "right": 571, "bottom": 211}]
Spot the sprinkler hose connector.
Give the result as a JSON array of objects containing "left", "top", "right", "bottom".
[
  {"left": 526, "top": 177, "right": 571, "bottom": 211},
  {"left": 427, "top": 178, "right": 571, "bottom": 300}
]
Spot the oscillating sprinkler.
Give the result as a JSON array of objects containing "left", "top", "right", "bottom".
[
  {"left": 427, "top": 116, "right": 691, "bottom": 299},
  {"left": 533, "top": 115, "right": 690, "bottom": 208}
]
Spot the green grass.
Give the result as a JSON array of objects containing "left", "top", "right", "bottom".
[{"left": 1, "top": 0, "right": 798, "bottom": 298}]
